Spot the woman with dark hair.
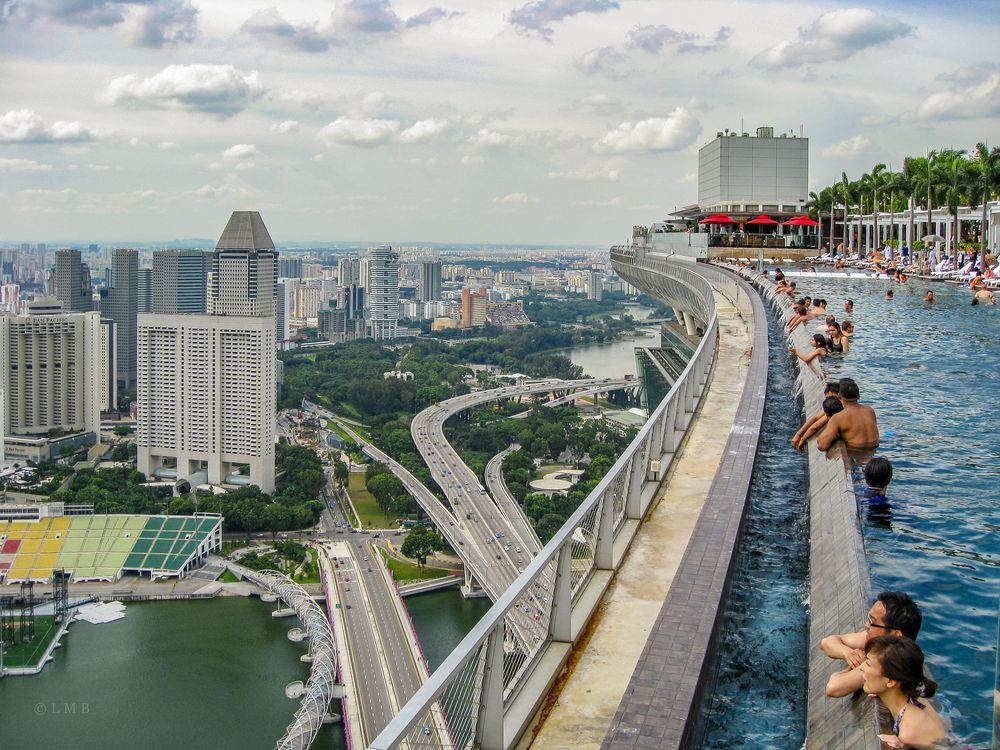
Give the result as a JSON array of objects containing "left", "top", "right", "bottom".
[
  {"left": 790, "top": 334, "right": 831, "bottom": 377},
  {"left": 861, "top": 635, "right": 946, "bottom": 748},
  {"left": 828, "top": 321, "right": 849, "bottom": 354}
]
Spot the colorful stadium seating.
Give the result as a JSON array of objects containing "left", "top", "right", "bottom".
[{"left": 0, "top": 514, "right": 222, "bottom": 584}]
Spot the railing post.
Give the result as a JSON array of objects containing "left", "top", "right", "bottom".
[
  {"left": 661, "top": 399, "right": 678, "bottom": 454},
  {"left": 476, "top": 624, "right": 506, "bottom": 750},
  {"left": 625, "top": 440, "right": 645, "bottom": 519},
  {"left": 548, "top": 544, "right": 573, "bottom": 643},
  {"left": 595, "top": 491, "right": 615, "bottom": 570}
]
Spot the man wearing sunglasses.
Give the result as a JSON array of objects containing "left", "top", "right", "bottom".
[{"left": 821, "top": 591, "right": 922, "bottom": 697}]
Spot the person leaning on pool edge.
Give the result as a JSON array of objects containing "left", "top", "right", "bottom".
[
  {"left": 821, "top": 591, "right": 922, "bottom": 697},
  {"left": 816, "top": 378, "right": 879, "bottom": 451}
]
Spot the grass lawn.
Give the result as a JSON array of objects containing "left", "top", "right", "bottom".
[
  {"left": 219, "top": 540, "right": 249, "bottom": 556},
  {"left": 219, "top": 569, "right": 240, "bottom": 583},
  {"left": 1, "top": 615, "right": 59, "bottom": 669},
  {"left": 325, "top": 420, "right": 356, "bottom": 446},
  {"left": 382, "top": 553, "right": 451, "bottom": 582},
  {"left": 348, "top": 472, "right": 393, "bottom": 529}
]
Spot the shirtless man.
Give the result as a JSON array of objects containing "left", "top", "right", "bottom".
[
  {"left": 822, "top": 591, "right": 922, "bottom": 697},
  {"left": 816, "top": 378, "right": 879, "bottom": 451},
  {"left": 975, "top": 287, "right": 996, "bottom": 304},
  {"left": 924, "top": 290, "right": 935, "bottom": 303}
]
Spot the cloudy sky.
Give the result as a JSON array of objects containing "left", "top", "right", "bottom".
[{"left": 1, "top": 0, "right": 996, "bottom": 245}]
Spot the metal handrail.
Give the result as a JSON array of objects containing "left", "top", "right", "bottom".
[{"left": 371, "top": 258, "right": 730, "bottom": 750}]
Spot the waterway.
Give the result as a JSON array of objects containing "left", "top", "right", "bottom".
[
  {"left": 568, "top": 325, "right": 661, "bottom": 379},
  {"left": 0, "top": 590, "right": 491, "bottom": 750},
  {"left": 0, "top": 597, "right": 347, "bottom": 750}
]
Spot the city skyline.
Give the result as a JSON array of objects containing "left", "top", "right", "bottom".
[{"left": 1, "top": 1, "right": 997, "bottom": 244}]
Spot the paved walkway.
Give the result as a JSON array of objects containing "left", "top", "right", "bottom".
[{"left": 525, "top": 285, "right": 754, "bottom": 750}]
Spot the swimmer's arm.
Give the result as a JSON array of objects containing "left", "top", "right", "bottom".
[
  {"left": 815, "top": 415, "right": 840, "bottom": 451},
  {"left": 826, "top": 666, "right": 864, "bottom": 698},
  {"left": 798, "top": 414, "right": 829, "bottom": 445},
  {"left": 820, "top": 630, "right": 866, "bottom": 660},
  {"left": 841, "top": 337, "right": 849, "bottom": 354}
]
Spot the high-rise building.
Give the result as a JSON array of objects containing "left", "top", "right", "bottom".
[
  {"left": 461, "top": 287, "right": 488, "bottom": 328},
  {"left": 136, "top": 314, "right": 275, "bottom": 492},
  {"left": 587, "top": 270, "right": 603, "bottom": 301},
  {"left": 419, "top": 261, "right": 442, "bottom": 302},
  {"left": 338, "top": 256, "right": 361, "bottom": 287},
  {"left": 366, "top": 247, "right": 400, "bottom": 340},
  {"left": 340, "top": 283, "right": 364, "bottom": 320},
  {"left": 276, "top": 280, "right": 293, "bottom": 345},
  {"left": 152, "top": 249, "right": 209, "bottom": 314},
  {"left": 295, "top": 285, "right": 321, "bottom": 319},
  {"left": 137, "top": 268, "right": 153, "bottom": 313},
  {"left": 318, "top": 306, "right": 346, "bottom": 342},
  {"left": 108, "top": 248, "right": 138, "bottom": 389},
  {"left": 99, "top": 318, "right": 117, "bottom": 412},
  {"left": 278, "top": 257, "right": 303, "bottom": 279},
  {"left": 52, "top": 248, "right": 92, "bottom": 313},
  {"left": 0, "top": 298, "right": 102, "bottom": 438},
  {"left": 208, "top": 211, "right": 277, "bottom": 317}
]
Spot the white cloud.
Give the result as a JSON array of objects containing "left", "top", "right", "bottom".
[
  {"left": 407, "top": 157, "right": 439, "bottom": 167},
  {"left": 0, "top": 157, "right": 53, "bottom": 172},
  {"left": 0, "top": 109, "right": 99, "bottom": 143},
  {"left": 460, "top": 155, "right": 487, "bottom": 165},
  {"left": 270, "top": 120, "right": 301, "bottom": 135},
  {"left": 572, "top": 197, "right": 622, "bottom": 207},
  {"left": 318, "top": 117, "right": 401, "bottom": 146},
  {"left": 241, "top": 8, "right": 332, "bottom": 53},
  {"left": 509, "top": 0, "right": 620, "bottom": 40},
  {"left": 128, "top": 0, "right": 198, "bottom": 48},
  {"left": 157, "top": 141, "right": 179, "bottom": 150},
  {"left": 595, "top": 108, "right": 701, "bottom": 154},
  {"left": 822, "top": 135, "right": 873, "bottom": 158},
  {"left": 103, "top": 64, "right": 264, "bottom": 117},
  {"left": 577, "top": 47, "right": 630, "bottom": 79},
  {"left": 495, "top": 192, "right": 531, "bottom": 204},
  {"left": 190, "top": 184, "right": 251, "bottom": 199},
  {"left": 467, "top": 128, "right": 514, "bottom": 148},
  {"left": 222, "top": 143, "right": 259, "bottom": 160},
  {"left": 917, "top": 72, "right": 1000, "bottom": 120},
  {"left": 547, "top": 164, "right": 620, "bottom": 181},
  {"left": 396, "top": 118, "right": 449, "bottom": 144},
  {"left": 752, "top": 9, "right": 912, "bottom": 69},
  {"left": 625, "top": 25, "right": 731, "bottom": 54}
]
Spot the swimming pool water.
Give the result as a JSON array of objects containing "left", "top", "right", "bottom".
[
  {"left": 700, "top": 302, "right": 809, "bottom": 748},
  {"left": 791, "top": 275, "right": 998, "bottom": 749}
]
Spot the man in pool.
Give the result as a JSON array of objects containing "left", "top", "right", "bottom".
[
  {"left": 974, "top": 287, "right": 996, "bottom": 304},
  {"left": 816, "top": 378, "right": 879, "bottom": 451},
  {"left": 924, "top": 290, "right": 935, "bottom": 303},
  {"left": 821, "top": 591, "right": 922, "bottom": 697}
]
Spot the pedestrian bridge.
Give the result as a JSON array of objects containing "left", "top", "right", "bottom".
[{"left": 370, "top": 258, "right": 766, "bottom": 750}]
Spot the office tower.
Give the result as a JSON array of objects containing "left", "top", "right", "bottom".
[
  {"left": 137, "top": 268, "right": 153, "bottom": 313},
  {"left": 107, "top": 248, "right": 138, "bottom": 389},
  {"left": 208, "top": 211, "right": 277, "bottom": 317},
  {"left": 99, "top": 318, "right": 117, "bottom": 412},
  {"left": 278, "top": 257, "right": 303, "bottom": 279},
  {"left": 587, "top": 270, "right": 603, "bottom": 301},
  {"left": 88, "top": 244, "right": 99, "bottom": 253},
  {"left": 359, "top": 257, "right": 370, "bottom": 290},
  {"left": 338, "top": 256, "right": 361, "bottom": 287},
  {"left": 461, "top": 287, "right": 488, "bottom": 328},
  {"left": 152, "top": 249, "right": 209, "bottom": 314},
  {"left": 136, "top": 314, "right": 276, "bottom": 492},
  {"left": 52, "top": 248, "right": 92, "bottom": 312},
  {"left": 419, "top": 261, "right": 442, "bottom": 302},
  {"left": 366, "top": 246, "right": 400, "bottom": 340},
  {"left": 340, "top": 283, "right": 364, "bottom": 320},
  {"left": 0, "top": 298, "right": 102, "bottom": 438},
  {"left": 276, "top": 280, "right": 293, "bottom": 345},
  {"left": 103, "top": 267, "right": 113, "bottom": 289}
]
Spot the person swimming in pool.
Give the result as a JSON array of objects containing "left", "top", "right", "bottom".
[{"left": 816, "top": 378, "right": 879, "bottom": 451}]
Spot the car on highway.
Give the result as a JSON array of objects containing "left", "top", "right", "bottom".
[{"left": 423, "top": 726, "right": 431, "bottom": 736}]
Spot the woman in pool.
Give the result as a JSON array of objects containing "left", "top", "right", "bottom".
[
  {"left": 861, "top": 635, "right": 946, "bottom": 748},
  {"left": 789, "top": 334, "right": 831, "bottom": 377},
  {"left": 827, "top": 322, "right": 849, "bottom": 354}
]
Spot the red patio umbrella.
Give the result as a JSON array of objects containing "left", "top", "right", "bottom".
[
  {"left": 699, "top": 213, "right": 737, "bottom": 224},
  {"left": 783, "top": 215, "right": 819, "bottom": 226},
  {"left": 745, "top": 214, "right": 778, "bottom": 225}
]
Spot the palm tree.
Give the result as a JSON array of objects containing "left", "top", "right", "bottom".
[
  {"left": 932, "top": 149, "right": 970, "bottom": 259},
  {"left": 883, "top": 170, "right": 908, "bottom": 251},
  {"left": 806, "top": 187, "right": 833, "bottom": 252},
  {"left": 967, "top": 142, "right": 1000, "bottom": 269},
  {"left": 827, "top": 183, "right": 839, "bottom": 251},
  {"left": 840, "top": 173, "right": 852, "bottom": 250},
  {"left": 903, "top": 156, "right": 927, "bottom": 252},
  {"left": 869, "top": 163, "right": 888, "bottom": 250}
]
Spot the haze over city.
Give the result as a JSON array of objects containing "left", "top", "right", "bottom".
[{"left": 1, "top": 0, "right": 997, "bottom": 244}]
